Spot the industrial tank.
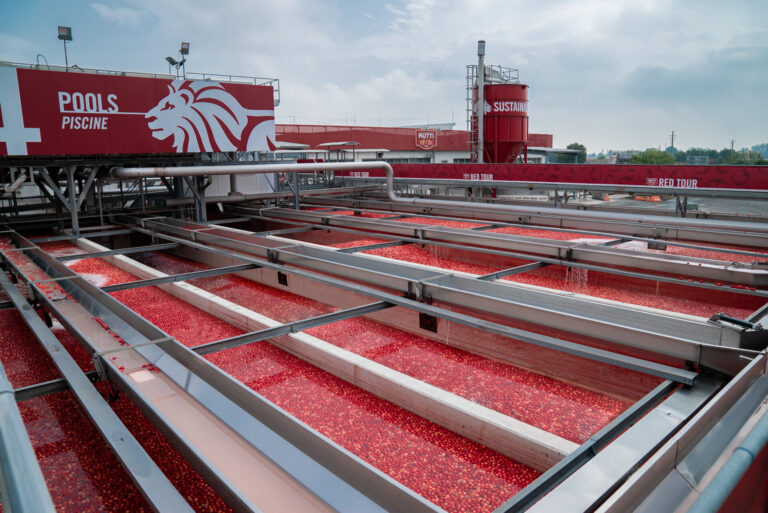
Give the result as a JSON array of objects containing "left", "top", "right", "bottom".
[{"left": 480, "top": 83, "right": 529, "bottom": 163}]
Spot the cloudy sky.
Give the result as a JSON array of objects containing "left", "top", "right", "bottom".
[{"left": 1, "top": 0, "right": 765, "bottom": 153}]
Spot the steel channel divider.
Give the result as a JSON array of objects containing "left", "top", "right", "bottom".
[
  {"left": 194, "top": 301, "right": 394, "bottom": 355},
  {"left": 128, "top": 221, "right": 702, "bottom": 384},
  {"left": 55, "top": 242, "right": 180, "bottom": 262},
  {"left": 522, "top": 374, "right": 724, "bottom": 513},
  {"left": 303, "top": 196, "right": 768, "bottom": 248},
  {"left": 231, "top": 211, "right": 768, "bottom": 300},
  {"left": 137, "top": 218, "right": 750, "bottom": 360},
  {"left": 275, "top": 202, "right": 768, "bottom": 257},
  {"left": 0, "top": 268, "right": 195, "bottom": 513},
  {"left": 255, "top": 208, "right": 768, "bottom": 286},
  {"left": 0, "top": 356, "right": 56, "bottom": 513},
  {"left": 3, "top": 230, "right": 444, "bottom": 513},
  {"left": 494, "top": 379, "right": 678, "bottom": 512}
]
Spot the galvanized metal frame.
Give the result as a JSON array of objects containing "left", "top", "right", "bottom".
[
  {"left": 307, "top": 195, "right": 768, "bottom": 247},
  {"left": 229, "top": 209, "right": 768, "bottom": 300},
  {"left": 2, "top": 228, "right": 445, "bottom": 513},
  {"left": 252, "top": 207, "right": 768, "bottom": 286},
  {"left": 0, "top": 267, "right": 195, "bottom": 513},
  {"left": 128, "top": 219, "right": 705, "bottom": 384},
  {"left": 134, "top": 217, "right": 760, "bottom": 368}
]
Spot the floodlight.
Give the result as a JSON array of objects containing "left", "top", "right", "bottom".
[
  {"left": 180, "top": 42, "right": 190, "bottom": 55},
  {"left": 477, "top": 40, "right": 485, "bottom": 57},
  {"left": 58, "top": 26, "right": 72, "bottom": 41},
  {"left": 166, "top": 56, "right": 179, "bottom": 65}
]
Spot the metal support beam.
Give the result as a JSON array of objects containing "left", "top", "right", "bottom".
[
  {"left": 0, "top": 360, "right": 56, "bottom": 513},
  {"left": 101, "top": 263, "right": 259, "bottom": 293},
  {"left": 523, "top": 374, "right": 723, "bottom": 513},
  {"left": 496, "top": 379, "right": 677, "bottom": 512},
  {"left": 194, "top": 301, "right": 393, "bottom": 355},
  {"left": 13, "top": 371, "right": 100, "bottom": 401},
  {"left": 76, "top": 167, "right": 98, "bottom": 209},
  {"left": 31, "top": 229, "right": 134, "bottom": 243},
  {"left": 56, "top": 242, "right": 180, "bottom": 262},
  {"left": 65, "top": 166, "right": 79, "bottom": 235}
]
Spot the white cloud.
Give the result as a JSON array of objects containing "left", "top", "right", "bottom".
[
  {"left": 7, "top": 0, "right": 764, "bottom": 150},
  {"left": 90, "top": 3, "right": 150, "bottom": 28}
]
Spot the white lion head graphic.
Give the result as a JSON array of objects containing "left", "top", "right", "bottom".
[
  {"left": 483, "top": 100, "right": 492, "bottom": 115},
  {"left": 146, "top": 80, "right": 273, "bottom": 152}
]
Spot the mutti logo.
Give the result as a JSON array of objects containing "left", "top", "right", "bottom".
[{"left": 415, "top": 129, "right": 438, "bottom": 150}]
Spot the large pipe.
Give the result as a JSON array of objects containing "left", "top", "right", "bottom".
[
  {"left": 686, "top": 406, "right": 768, "bottom": 513},
  {"left": 111, "top": 162, "right": 766, "bottom": 232},
  {"left": 2, "top": 172, "right": 27, "bottom": 195}
]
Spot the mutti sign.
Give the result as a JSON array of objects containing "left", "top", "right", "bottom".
[
  {"left": 415, "top": 129, "right": 437, "bottom": 150},
  {"left": 0, "top": 67, "right": 275, "bottom": 156}
]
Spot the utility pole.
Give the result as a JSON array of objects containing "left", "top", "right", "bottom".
[
  {"left": 730, "top": 139, "right": 735, "bottom": 151},
  {"left": 669, "top": 130, "right": 675, "bottom": 149}
]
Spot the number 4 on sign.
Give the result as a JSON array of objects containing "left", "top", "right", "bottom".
[{"left": 0, "top": 68, "right": 41, "bottom": 155}]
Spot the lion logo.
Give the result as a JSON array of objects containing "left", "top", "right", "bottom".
[{"left": 145, "top": 79, "right": 274, "bottom": 152}]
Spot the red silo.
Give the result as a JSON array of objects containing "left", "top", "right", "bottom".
[{"left": 475, "top": 83, "right": 529, "bottom": 163}]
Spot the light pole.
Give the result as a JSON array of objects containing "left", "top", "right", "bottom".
[
  {"left": 179, "top": 42, "right": 189, "bottom": 79},
  {"left": 166, "top": 43, "right": 189, "bottom": 79},
  {"left": 57, "top": 26, "right": 72, "bottom": 71}
]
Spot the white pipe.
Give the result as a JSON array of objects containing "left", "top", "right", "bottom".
[
  {"left": 111, "top": 162, "right": 765, "bottom": 231},
  {"left": 2, "top": 173, "right": 27, "bottom": 195}
]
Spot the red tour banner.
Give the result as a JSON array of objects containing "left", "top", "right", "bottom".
[{"left": 0, "top": 66, "right": 275, "bottom": 156}]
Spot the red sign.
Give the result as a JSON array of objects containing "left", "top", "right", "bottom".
[
  {"left": 415, "top": 130, "right": 438, "bottom": 150},
  {"left": 338, "top": 163, "right": 768, "bottom": 191},
  {"left": 0, "top": 66, "right": 275, "bottom": 156}
]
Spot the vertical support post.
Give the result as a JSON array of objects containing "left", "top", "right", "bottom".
[
  {"left": 65, "top": 166, "right": 79, "bottom": 235},
  {"left": 97, "top": 179, "right": 104, "bottom": 226},
  {"left": 477, "top": 40, "right": 486, "bottom": 164},
  {"left": 192, "top": 175, "right": 207, "bottom": 223},
  {"left": 174, "top": 176, "right": 184, "bottom": 218},
  {"left": 139, "top": 177, "right": 146, "bottom": 211},
  {"left": 229, "top": 174, "right": 238, "bottom": 196},
  {"left": 293, "top": 171, "right": 300, "bottom": 210}
]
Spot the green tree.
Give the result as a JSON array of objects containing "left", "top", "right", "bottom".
[
  {"left": 567, "top": 142, "right": 587, "bottom": 163},
  {"left": 751, "top": 143, "right": 768, "bottom": 158},
  {"left": 630, "top": 148, "right": 675, "bottom": 164}
]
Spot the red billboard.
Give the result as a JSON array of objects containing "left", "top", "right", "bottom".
[{"left": 0, "top": 66, "right": 275, "bottom": 156}]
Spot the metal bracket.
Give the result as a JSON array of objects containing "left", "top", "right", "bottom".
[{"left": 267, "top": 249, "right": 280, "bottom": 263}]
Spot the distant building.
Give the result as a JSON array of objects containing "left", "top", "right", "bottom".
[{"left": 274, "top": 124, "right": 573, "bottom": 164}]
